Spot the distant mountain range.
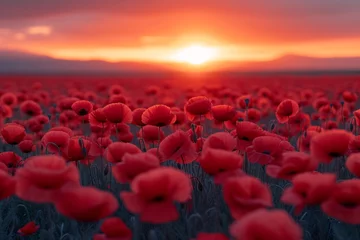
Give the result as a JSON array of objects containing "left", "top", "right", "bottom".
[{"left": 0, "top": 50, "right": 360, "bottom": 73}]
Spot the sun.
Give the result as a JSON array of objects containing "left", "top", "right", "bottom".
[{"left": 171, "top": 45, "right": 217, "bottom": 65}]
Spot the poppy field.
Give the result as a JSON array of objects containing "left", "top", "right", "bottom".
[{"left": 1, "top": 73, "right": 360, "bottom": 240}]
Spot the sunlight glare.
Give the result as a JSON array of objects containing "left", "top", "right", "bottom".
[{"left": 172, "top": 45, "right": 217, "bottom": 65}]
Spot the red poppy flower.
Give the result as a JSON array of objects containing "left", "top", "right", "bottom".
[
  {"left": 18, "top": 140, "right": 35, "bottom": 153},
  {"left": 321, "top": 179, "right": 360, "bottom": 224},
  {"left": 0, "top": 92, "right": 17, "bottom": 108},
  {"left": 132, "top": 108, "right": 147, "bottom": 126},
  {"left": 1, "top": 123, "right": 26, "bottom": 145},
  {"left": 211, "top": 105, "right": 236, "bottom": 123},
  {"left": 17, "top": 221, "right": 39, "bottom": 236},
  {"left": 138, "top": 125, "right": 165, "bottom": 146},
  {"left": 0, "top": 152, "right": 22, "bottom": 174},
  {"left": 200, "top": 148, "right": 243, "bottom": 184},
  {"left": 246, "top": 108, "right": 261, "bottom": 123},
  {"left": 275, "top": 99, "right": 299, "bottom": 123},
  {"left": 102, "top": 103, "right": 132, "bottom": 124},
  {"left": 34, "top": 114, "right": 50, "bottom": 125},
  {"left": 196, "top": 233, "right": 229, "bottom": 240},
  {"left": 237, "top": 95, "right": 253, "bottom": 109},
  {"left": 20, "top": 100, "right": 42, "bottom": 116},
  {"left": 346, "top": 153, "right": 360, "bottom": 177},
  {"left": 159, "top": 130, "right": 197, "bottom": 164},
  {"left": 310, "top": 129, "right": 354, "bottom": 163},
  {"left": 120, "top": 167, "right": 192, "bottom": 224},
  {"left": 342, "top": 91, "right": 357, "bottom": 103},
  {"left": 96, "top": 137, "right": 113, "bottom": 150},
  {"left": 288, "top": 111, "right": 310, "bottom": 134},
  {"left": 224, "top": 111, "right": 246, "bottom": 130},
  {"left": 109, "top": 94, "right": 127, "bottom": 104},
  {"left": 106, "top": 142, "right": 141, "bottom": 163},
  {"left": 112, "top": 152, "right": 160, "bottom": 183},
  {"left": 202, "top": 132, "right": 236, "bottom": 152},
  {"left": 71, "top": 100, "right": 93, "bottom": 116},
  {"left": 266, "top": 152, "right": 317, "bottom": 180},
  {"left": 89, "top": 108, "right": 109, "bottom": 128},
  {"left": 93, "top": 217, "right": 132, "bottom": 240},
  {"left": 281, "top": 172, "right": 335, "bottom": 215},
  {"left": 347, "top": 135, "right": 360, "bottom": 155},
  {"left": 141, "top": 104, "right": 176, "bottom": 127},
  {"left": 111, "top": 123, "right": 133, "bottom": 142},
  {"left": 64, "top": 137, "right": 99, "bottom": 162},
  {"left": 54, "top": 186, "right": 119, "bottom": 222},
  {"left": 230, "top": 209, "right": 303, "bottom": 240},
  {"left": 41, "top": 130, "right": 70, "bottom": 154},
  {"left": 58, "top": 97, "right": 79, "bottom": 111},
  {"left": 223, "top": 176, "right": 272, "bottom": 220},
  {"left": 184, "top": 96, "right": 213, "bottom": 121},
  {"left": 15, "top": 155, "right": 80, "bottom": 203},
  {"left": 246, "top": 136, "right": 294, "bottom": 165},
  {"left": 0, "top": 170, "right": 16, "bottom": 200},
  {"left": 49, "top": 126, "right": 74, "bottom": 137},
  {"left": 109, "top": 84, "right": 124, "bottom": 95},
  {"left": 0, "top": 104, "right": 13, "bottom": 118},
  {"left": 235, "top": 121, "right": 264, "bottom": 151},
  {"left": 297, "top": 130, "right": 319, "bottom": 153},
  {"left": 171, "top": 107, "right": 186, "bottom": 126}
]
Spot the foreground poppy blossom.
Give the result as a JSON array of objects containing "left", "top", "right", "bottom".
[
  {"left": 200, "top": 148, "right": 243, "bottom": 184},
  {"left": 275, "top": 99, "right": 299, "bottom": 123},
  {"left": 346, "top": 153, "right": 360, "bottom": 177},
  {"left": 246, "top": 136, "right": 294, "bottom": 165},
  {"left": 15, "top": 155, "right": 80, "bottom": 203},
  {"left": 281, "top": 172, "right": 336, "bottom": 215},
  {"left": 0, "top": 170, "right": 16, "bottom": 200},
  {"left": 106, "top": 142, "right": 141, "bottom": 163},
  {"left": 93, "top": 217, "right": 132, "bottom": 240},
  {"left": 102, "top": 103, "right": 133, "bottom": 124},
  {"left": 41, "top": 130, "right": 70, "bottom": 154},
  {"left": 89, "top": 108, "right": 109, "bottom": 128},
  {"left": 235, "top": 121, "right": 264, "bottom": 151},
  {"left": 230, "top": 209, "right": 303, "bottom": 240},
  {"left": 64, "top": 137, "right": 99, "bottom": 162},
  {"left": 112, "top": 152, "right": 160, "bottom": 183},
  {"left": 211, "top": 105, "right": 236, "bottom": 123},
  {"left": 202, "top": 132, "right": 236, "bottom": 152},
  {"left": 184, "top": 96, "right": 213, "bottom": 121},
  {"left": 138, "top": 125, "right": 165, "bottom": 146},
  {"left": 196, "top": 233, "right": 229, "bottom": 240},
  {"left": 141, "top": 104, "right": 176, "bottom": 127},
  {"left": 17, "top": 221, "right": 39, "bottom": 236},
  {"left": 120, "top": 167, "right": 191, "bottom": 224},
  {"left": 310, "top": 129, "right": 354, "bottom": 163},
  {"left": 321, "top": 179, "right": 360, "bottom": 224},
  {"left": 71, "top": 100, "right": 93, "bottom": 116},
  {"left": 159, "top": 130, "right": 197, "bottom": 163},
  {"left": 55, "top": 186, "right": 119, "bottom": 222},
  {"left": 1, "top": 123, "right": 26, "bottom": 145},
  {"left": 266, "top": 152, "right": 317, "bottom": 180},
  {"left": 223, "top": 176, "right": 272, "bottom": 219},
  {"left": 132, "top": 108, "right": 147, "bottom": 126}
]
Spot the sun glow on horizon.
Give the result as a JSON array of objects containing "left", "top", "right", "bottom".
[{"left": 171, "top": 45, "right": 218, "bottom": 65}]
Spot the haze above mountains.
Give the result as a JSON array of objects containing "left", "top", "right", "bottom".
[{"left": 0, "top": 50, "right": 360, "bottom": 74}]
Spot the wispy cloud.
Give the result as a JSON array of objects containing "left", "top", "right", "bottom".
[{"left": 27, "top": 26, "right": 52, "bottom": 35}]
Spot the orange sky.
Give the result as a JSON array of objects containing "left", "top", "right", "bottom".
[{"left": 1, "top": 0, "right": 360, "bottom": 63}]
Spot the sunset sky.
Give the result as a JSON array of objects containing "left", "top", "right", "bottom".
[{"left": 1, "top": 0, "right": 360, "bottom": 64}]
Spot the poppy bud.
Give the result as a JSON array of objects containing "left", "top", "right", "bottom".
[
  {"left": 244, "top": 98, "right": 250, "bottom": 106},
  {"left": 197, "top": 182, "right": 203, "bottom": 192},
  {"left": 81, "top": 146, "right": 87, "bottom": 157},
  {"left": 270, "top": 123, "right": 276, "bottom": 131},
  {"left": 104, "top": 164, "right": 109, "bottom": 176},
  {"left": 303, "top": 131, "right": 307, "bottom": 137},
  {"left": 350, "top": 123, "right": 354, "bottom": 132},
  {"left": 78, "top": 138, "right": 84, "bottom": 147}
]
